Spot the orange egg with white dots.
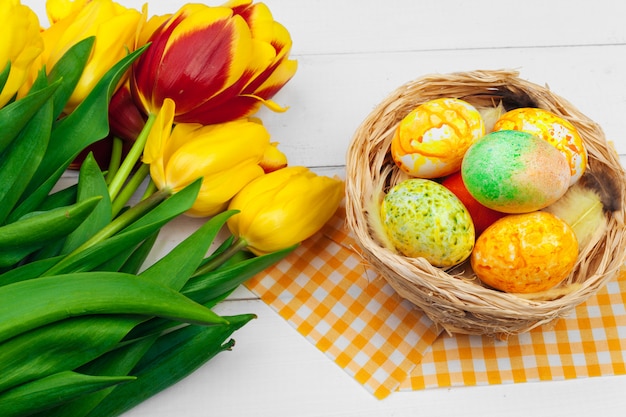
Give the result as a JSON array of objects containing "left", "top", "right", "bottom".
[
  {"left": 471, "top": 211, "right": 579, "bottom": 294},
  {"left": 391, "top": 98, "right": 485, "bottom": 178},
  {"left": 493, "top": 107, "right": 587, "bottom": 185}
]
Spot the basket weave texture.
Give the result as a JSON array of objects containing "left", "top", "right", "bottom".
[{"left": 345, "top": 70, "right": 626, "bottom": 336}]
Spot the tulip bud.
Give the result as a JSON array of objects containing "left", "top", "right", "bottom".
[
  {"left": 0, "top": 0, "right": 43, "bottom": 108},
  {"left": 227, "top": 166, "right": 344, "bottom": 255},
  {"left": 144, "top": 98, "right": 282, "bottom": 218}
]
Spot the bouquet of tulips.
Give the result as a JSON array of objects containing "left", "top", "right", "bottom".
[{"left": 0, "top": 0, "right": 343, "bottom": 416}]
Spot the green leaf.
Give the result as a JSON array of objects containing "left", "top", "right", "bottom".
[
  {"left": 60, "top": 153, "right": 112, "bottom": 254},
  {"left": 0, "top": 371, "right": 134, "bottom": 417},
  {"left": 0, "top": 196, "right": 102, "bottom": 269},
  {"left": 85, "top": 314, "right": 255, "bottom": 417},
  {"left": 7, "top": 158, "right": 74, "bottom": 223},
  {"left": 42, "top": 222, "right": 173, "bottom": 276},
  {"left": 0, "top": 83, "right": 54, "bottom": 224},
  {"left": 123, "top": 178, "right": 202, "bottom": 233},
  {"left": 182, "top": 245, "right": 297, "bottom": 305},
  {"left": 25, "top": 239, "right": 67, "bottom": 264},
  {"left": 0, "top": 256, "right": 63, "bottom": 286},
  {"left": 117, "top": 233, "right": 159, "bottom": 274},
  {"left": 46, "top": 37, "right": 95, "bottom": 121},
  {"left": 22, "top": 44, "right": 149, "bottom": 200},
  {"left": 95, "top": 232, "right": 158, "bottom": 273},
  {"left": 126, "top": 246, "right": 293, "bottom": 342},
  {"left": 139, "top": 210, "right": 236, "bottom": 290},
  {"left": 38, "top": 184, "right": 78, "bottom": 211},
  {"left": 44, "top": 333, "right": 159, "bottom": 417},
  {"left": 42, "top": 180, "right": 200, "bottom": 276},
  {"left": 0, "top": 80, "right": 59, "bottom": 155},
  {"left": 39, "top": 212, "right": 231, "bottom": 416},
  {"left": 0, "top": 316, "right": 136, "bottom": 393}
]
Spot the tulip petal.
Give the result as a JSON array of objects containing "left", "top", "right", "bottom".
[
  {"left": 164, "top": 119, "right": 269, "bottom": 184},
  {"left": 221, "top": 0, "right": 252, "bottom": 12},
  {"left": 186, "top": 160, "right": 265, "bottom": 217},
  {"left": 169, "top": 35, "right": 275, "bottom": 123},
  {"left": 1, "top": 1, "right": 43, "bottom": 107},
  {"left": 137, "top": 12, "right": 171, "bottom": 48},
  {"left": 65, "top": 9, "right": 142, "bottom": 111},
  {"left": 143, "top": 97, "right": 175, "bottom": 165},
  {"left": 247, "top": 57, "right": 298, "bottom": 99},
  {"left": 174, "top": 90, "right": 259, "bottom": 124},
  {"left": 46, "top": 0, "right": 89, "bottom": 23},
  {"left": 108, "top": 82, "right": 147, "bottom": 141},
  {"left": 259, "top": 142, "right": 288, "bottom": 173}
]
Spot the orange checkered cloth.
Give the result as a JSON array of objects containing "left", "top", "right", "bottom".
[{"left": 245, "top": 202, "right": 626, "bottom": 399}]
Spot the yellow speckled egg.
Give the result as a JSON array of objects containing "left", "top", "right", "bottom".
[
  {"left": 493, "top": 107, "right": 587, "bottom": 185},
  {"left": 391, "top": 98, "right": 485, "bottom": 178},
  {"left": 471, "top": 211, "right": 579, "bottom": 293},
  {"left": 380, "top": 178, "right": 475, "bottom": 267}
]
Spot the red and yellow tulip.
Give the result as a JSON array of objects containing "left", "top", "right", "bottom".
[
  {"left": 227, "top": 166, "right": 344, "bottom": 255},
  {"left": 130, "top": 0, "right": 297, "bottom": 125}
]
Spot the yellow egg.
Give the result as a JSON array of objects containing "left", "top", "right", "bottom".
[
  {"left": 493, "top": 107, "right": 587, "bottom": 185},
  {"left": 471, "top": 211, "right": 579, "bottom": 293},
  {"left": 391, "top": 98, "right": 485, "bottom": 178},
  {"left": 380, "top": 178, "right": 475, "bottom": 267}
]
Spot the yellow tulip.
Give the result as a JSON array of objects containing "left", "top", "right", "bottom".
[
  {"left": 143, "top": 98, "right": 279, "bottom": 218},
  {"left": 45, "top": 0, "right": 89, "bottom": 23},
  {"left": 21, "top": 0, "right": 143, "bottom": 113},
  {"left": 0, "top": 0, "right": 43, "bottom": 108},
  {"left": 227, "top": 166, "right": 344, "bottom": 255}
]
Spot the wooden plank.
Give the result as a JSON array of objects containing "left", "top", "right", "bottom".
[{"left": 259, "top": 44, "right": 626, "bottom": 168}]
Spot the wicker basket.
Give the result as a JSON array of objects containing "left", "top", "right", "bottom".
[{"left": 345, "top": 69, "right": 626, "bottom": 337}]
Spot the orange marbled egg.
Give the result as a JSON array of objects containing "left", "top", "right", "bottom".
[
  {"left": 471, "top": 211, "right": 579, "bottom": 293},
  {"left": 391, "top": 98, "right": 484, "bottom": 178}
]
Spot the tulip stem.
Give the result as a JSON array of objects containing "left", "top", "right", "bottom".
[
  {"left": 194, "top": 237, "right": 249, "bottom": 276},
  {"left": 111, "top": 163, "right": 151, "bottom": 217},
  {"left": 105, "top": 137, "right": 124, "bottom": 184},
  {"left": 141, "top": 179, "right": 158, "bottom": 201},
  {"left": 108, "top": 113, "right": 157, "bottom": 202}
]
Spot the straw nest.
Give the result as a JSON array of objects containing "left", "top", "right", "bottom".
[{"left": 345, "top": 69, "right": 626, "bottom": 337}]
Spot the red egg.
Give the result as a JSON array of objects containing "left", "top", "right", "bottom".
[{"left": 441, "top": 171, "right": 506, "bottom": 236}]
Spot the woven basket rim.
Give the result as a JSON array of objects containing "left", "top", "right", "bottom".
[{"left": 345, "top": 69, "right": 626, "bottom": 336}]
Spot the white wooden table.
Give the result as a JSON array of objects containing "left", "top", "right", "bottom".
[{"left": 24, "top": 1, "right": 626, "bottom": 415}]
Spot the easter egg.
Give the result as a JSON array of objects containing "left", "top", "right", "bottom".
[
  {"left": 461, "top": 130, "right": 571, "bottom": 213},
  {"left": 493, "top": 107, "right": 587, "bottom": 185},
  {"left": 471, "top": 211, "right": 579, "bottom": 293},
  {"left": 391, "top": 98, "right": 485, "bottom": 178},
  {"left": 380, "top": 178, "right": 475, "bottom": 267},
  {"left": 441, "top": 171, "right": 506, "bottom": 236}
]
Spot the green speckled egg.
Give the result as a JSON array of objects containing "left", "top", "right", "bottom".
[{"left": 380, "top": 178, "right": 475, "bottom": 267}]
